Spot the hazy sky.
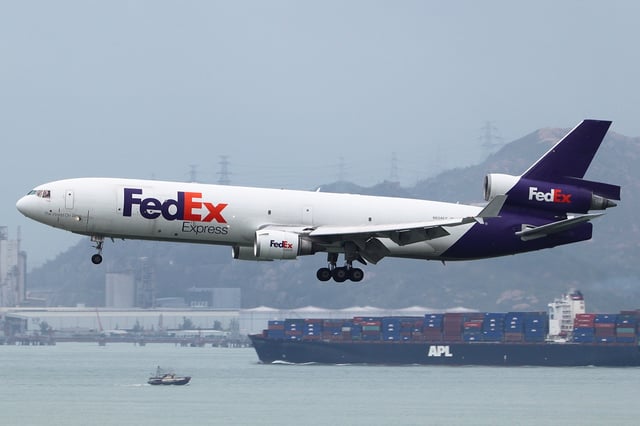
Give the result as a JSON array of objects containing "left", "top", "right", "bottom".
[{"left": 3, "top": 1, "right": 640, "bottom": 268}]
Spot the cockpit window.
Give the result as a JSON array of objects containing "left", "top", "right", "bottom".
[{"left": 30, "top": 189, "right": 51, "bottom": 199}]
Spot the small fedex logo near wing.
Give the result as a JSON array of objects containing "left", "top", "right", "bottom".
[
  {"left": 528, "top": 187, "right": 572, "bottom": 204},
  {"left": 123, "top": 188, "right": 228, "bottom": 223},
  {"left": 270, "top": 240, "right": 294, "bottom": 249}
]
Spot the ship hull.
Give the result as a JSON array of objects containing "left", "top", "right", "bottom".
[{"left": 250, "top": 335, "right": 640, "bottom": 367}]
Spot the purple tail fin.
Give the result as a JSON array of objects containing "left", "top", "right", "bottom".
[
  {"left": 522, "top": 120, "right": 611, "bottom": 180},
  {"left": 521, "top": 119, "right": 620, "bottom": 201}
]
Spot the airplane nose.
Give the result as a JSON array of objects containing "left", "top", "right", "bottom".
[{"left": 16, "top": 196, "right": 34, "bottom": 217}]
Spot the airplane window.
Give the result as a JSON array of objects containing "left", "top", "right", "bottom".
[{"left": 35, "top": 190, "right": 51, "bottom": 199}]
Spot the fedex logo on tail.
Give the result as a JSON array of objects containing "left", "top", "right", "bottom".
[
  {"left": 123, "top": 188, "right": 228, "bottom": 223},
  {"left": 528, "top": 187, "right": 572, "bottom": 204}
]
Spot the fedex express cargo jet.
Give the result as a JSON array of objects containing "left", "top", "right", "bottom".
[{"left": 16, "top": 120, "right": 620, "bottom": 282}]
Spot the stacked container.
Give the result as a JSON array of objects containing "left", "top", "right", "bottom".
[
  {"left": 504, "top": 312, "right": 524, "bottom": 342},
  {"left": 594, "top": 314, "right": 617, "bottom": 343},
  {"left": 443, "top": 313, "right": 465, "bottom": 341},
  {"left": 421, "top": 314, "right": 444, "bottom": 341},
  {"left": 266, "top": 320, "right": 285, "bottom": 339},
  {"left": 524, "top": 313, "right": 548, "bottom": 342},
  {"left": 382, "top": 317, "right": 401, "bottom": 341},
  {"left": 573, "top": 313, "right": 596, "bottom": 343},
  {"left": 322, "top": 320, "right": 344, "bottom": 339},
  {"left": 398, "top": 317, "right": 422, "bottom": 341},
  {"left": 284, "top": 319, "right": 304, "bottom": 341},
  {"left": 615, "top": 314, "right": 637, "bottom": 343},
  {"left": 482, "top": 313, "right": 505, "bottom": 342},
  {"left": 356, "top": 317, "right": 382, "bottom": 341},
  {"left": 573, "top": 313, "right": 595, "bottom": 342},
  {"left": 462, "top": 314, "right": 484, "bottom": 342},
  {"left": 302, "top": 319, "right": 323, "bottom": 340},
  {"left": 261, "top": 309, "right": 640, "bottom": 345}
]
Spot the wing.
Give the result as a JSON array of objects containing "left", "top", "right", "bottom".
[
  {"left": 307, "top": 194, "right": 507, "bottom": 245},
  {"left": 262, "top": 195, "right": 507, "bottom": 264},
  {"left": 309, "top": 218, "right": 461, "bottom": 246}
]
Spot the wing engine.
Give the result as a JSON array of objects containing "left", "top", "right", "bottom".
[{"left": 253, "top": 229, "right": 315, "bottom": 260}]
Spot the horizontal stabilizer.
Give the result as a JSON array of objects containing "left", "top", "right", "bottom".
[
  {"left": 515, "top": 213, "right": 603, "bottom": 241},
  {"left": 560, "top": 176, "right": 621, "bottom": 201},
  {"left": 471, "top": 195, "right": 507, "bottom": 225},
  {"left": 478, "top": 195, "right": 507, "bottom": 217}
]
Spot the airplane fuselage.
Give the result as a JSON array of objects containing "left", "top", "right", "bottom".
[{"left": 20, "top": 177, "right": 483, "bottom": 260}]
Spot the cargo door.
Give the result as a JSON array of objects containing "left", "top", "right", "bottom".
[{"left": 65, "top": 189, "right": 74, "bottom": 209}]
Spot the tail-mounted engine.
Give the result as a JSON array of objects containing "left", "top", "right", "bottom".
[{"left": 484, "top": 173, "right": 619, "bottom": 213}]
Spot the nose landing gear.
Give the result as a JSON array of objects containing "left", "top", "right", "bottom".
[{"left": 91, "top": 236, "right": 104, "bottom": 265}]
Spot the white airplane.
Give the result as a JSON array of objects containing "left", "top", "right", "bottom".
[{"left": 16, "top": 120, "right": 620, "bottom": 282}]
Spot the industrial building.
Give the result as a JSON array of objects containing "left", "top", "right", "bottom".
[{"left": 0, "top": 227, "right": 26, "bottom": 307}]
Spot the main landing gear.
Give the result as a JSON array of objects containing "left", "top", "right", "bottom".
[
  {"left": 91, "top": 236, "right": 104, "bottom": 265},
  {"left": 316, "top": 253, "right": 364, "bottom": 283}
]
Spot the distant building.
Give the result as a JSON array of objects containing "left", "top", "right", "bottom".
[
  {"left": 155, "top": 297, "right": 188, "bottom": 308},
  {"left": 186, "top": 287, "right": 241, "bottom": 309},
  {"left": 135, "top": 257, "right": 155, "bottom": 308},
  {"left": 105, "top": 272, "right": 136, "bottom": 308},
  {"left": 104, "top": 257, "right": 157, "bottom": 308},
  {"left": 0, "top": 227, "right": 26, "bottom": 307}
]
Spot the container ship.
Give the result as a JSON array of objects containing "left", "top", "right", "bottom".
[{"left": 249, "top": 291, "right": 640, "bottom": 366}]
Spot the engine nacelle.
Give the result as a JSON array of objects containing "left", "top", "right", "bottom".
[
  {"left": 484, "top": 173, "right": 520, "bottom": 201},
  {"left": 484, "top": 173, "right": 617, "bottom": 213},
  {"left": 232, "top": 245, "right": 272, "bottom": 261},
  {"left": 253, "top": 230, "right": 315, "bottom": 260}
]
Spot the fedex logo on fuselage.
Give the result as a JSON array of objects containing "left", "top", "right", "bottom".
[
  {"left": 123, "top": 188, "right": 228, "bottom": 223},
  {"left": 528, "top": 187, "right": 571, "bottom": 204}
]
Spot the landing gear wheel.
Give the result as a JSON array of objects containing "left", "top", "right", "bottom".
[
  {"left": 317, "top": 252, "right": 366, "bottom": 282},
  {"left": 91, "top": 236, "right": 105, "bottom": 265},
  {"left": 349, "top": 268, "right": 364, "bottom": 282},
  {"left": 332, "top": 267, "right": 348, "bottom": 283},
  {"left": 316, "top": 267, "right": 332, "bottom": 282}
]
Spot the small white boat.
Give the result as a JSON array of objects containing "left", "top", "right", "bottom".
[{"left": 148, "top": 367, "right": 191, "bottom": 386}]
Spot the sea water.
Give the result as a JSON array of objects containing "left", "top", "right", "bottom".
[{"left": 0, "top": 342, "right": 638, "bottom": 426}]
